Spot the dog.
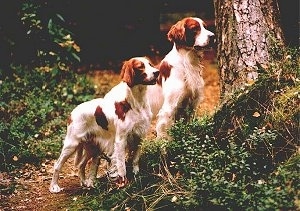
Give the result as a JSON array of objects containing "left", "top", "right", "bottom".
[
  {"left": 49, "top": 57, "right": 159, "bottom": 193},
  {"left": 147, "top": 17, "right": 215, "bottom": 139}
]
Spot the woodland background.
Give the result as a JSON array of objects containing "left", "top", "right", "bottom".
[
  {"left": 0, "top": 1, "right": 299, "bottom": 210},
  {"left": 0, "top": 0, "right": 298, "bottom": 71}
]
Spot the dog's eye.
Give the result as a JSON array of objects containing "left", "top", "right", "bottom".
[
  {"left": 190, "top": 25, "right": 200, "bottom": 32},
  {"left": 136, "top": 63, "right": 145, "bottom": 69}
]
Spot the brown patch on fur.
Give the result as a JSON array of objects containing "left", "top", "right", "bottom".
[
  {"left": 167, "top": 17, "right": 200, "bottom": 48},
  {"left": 114, "top": 100, "right": 132, "bottom": 121},
  {"left": 157, "top": 61, "right": 172, "bottom": 85},
  {"left": 120, "top": 58, "right": 144, "bottom": 87},
  {"left": 120, "top": 60, "right": 134, "bottom": 87},
  {"left": 94, "top": 105, "right": 108, "bottom": 130},
  {"left": 67, "top": 116, "right": 72, "bottom": 125},
  {"left": 115, "top": 176, "right": 128, "bottom": 188}
]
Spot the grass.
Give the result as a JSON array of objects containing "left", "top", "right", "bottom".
[{"left": 0, "top": 65, "right": 96, "bottom": 171}]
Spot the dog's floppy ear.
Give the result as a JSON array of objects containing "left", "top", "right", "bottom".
[
  {"left": 120, "top": 59, "right": 135, "bottom": 87},
  {"left": 167, "top": 18, "right": 197, "bottom": 47},
  {"left": 167, "top": 19, "right": 185, "bottom": 43}
]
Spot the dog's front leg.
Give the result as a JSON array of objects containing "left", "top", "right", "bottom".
[
  {"left": 132, "top": 145, "right": 141, "bottom": 174},
  {"left": 130, "top": 136, "right": 142, "bottom": 175},
  {"left": 156, "top": 106, "right": 175, "bottom": 140},
  {"left": 109, "top": 134, "right": 128, "bottom": 188}
]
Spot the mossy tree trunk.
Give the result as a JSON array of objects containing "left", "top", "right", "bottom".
[{"left": 214, "top": 0, "right": 285, "bottom": 100}]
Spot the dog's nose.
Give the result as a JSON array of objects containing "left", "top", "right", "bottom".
[{"left": 208, "top": 31, "right": 215, "bottom": 37}]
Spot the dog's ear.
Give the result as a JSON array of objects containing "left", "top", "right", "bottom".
[
  {"left": 167, "top": 18, "right": 197, "bottom": 47},
  {"left": 120, "top": 59, "right": 135, "bottom": 87},
  {"left": 167, "top": 19, "right": 185, "bottom": 43},
  {"left": 184, "top": 18, "right": 200, "bottom": 47}
]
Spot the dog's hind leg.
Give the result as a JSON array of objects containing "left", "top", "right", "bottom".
[
  {"left": 80, "top": 141, "right": 101, "bottom": 188},
  {"left": 76, "top": 148, "right": 91, "bottom": 187},
  {"left": 128, "top": 135, "right": 142, "bottom": 176},
  {"left": 49, "top": 138, "right": 79, "bottom": 193},
  {"left": 85, "top": 156, "right": 100, "bottom": 187}
]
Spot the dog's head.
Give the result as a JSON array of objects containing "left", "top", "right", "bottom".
[
  {"left": 120, "top": 57, "right": 160, "bottom": 87},
  {"left": 167, "top": 17, "right": 215, "bottom": 49}
]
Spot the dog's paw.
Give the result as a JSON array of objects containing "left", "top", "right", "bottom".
[
  {"left": 84, "top": 178, "right": 95, "bottom": 188},
  {"left": 107, "top": 165, "right": 119, "bottom": 180},
  {"left": 107, "top": 164, "right": 128, "bottom": 188},
  {"left": 132, "top": 165, "right": 139, "bottom": 175},
  {"left": 115, "top": 176, "right": 128, "bottom": 188},
  {"left": 49, "top": 184, "right": 63, "bottom": 193}
]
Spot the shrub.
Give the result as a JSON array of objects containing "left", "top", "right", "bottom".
[
  {"left": 167, "top": 118, "right": 297, "bottom": 210},
  {"left": 21, "top": 2, "right": 80, "bottom": 69},
  {"left": 68, "top": 116, "right": 298, "bottom": 210},
  {"left": 0, "top": 1, "right": 95, "bottom": 170},
  {"left": 213, "top": 46, "right": 299, "bottom": 165},
  {"left": 0, "top": 65, "right": 95, "bottom": 171}
]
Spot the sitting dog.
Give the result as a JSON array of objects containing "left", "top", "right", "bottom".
[
  {"left": 49, "top": 57, "right": 159, "bottom": 193},
  {"left": 147, "top": 17, "right": 215, "bottom": 139}
]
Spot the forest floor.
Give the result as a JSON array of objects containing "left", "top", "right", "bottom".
[{"left": 0, "top": 51, "right": 220, "bottom": 211}]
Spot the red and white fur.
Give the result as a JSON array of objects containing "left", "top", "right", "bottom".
[
  {"left": 49, "top": 57, "right": 159, "bottom": 193},
  {"left": 147, "top": 17, "right": 215, "bottom": 139}
]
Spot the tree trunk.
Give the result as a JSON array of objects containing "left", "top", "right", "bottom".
[{"left": 214, "top": 0, "right": 285, "bottom": 99}]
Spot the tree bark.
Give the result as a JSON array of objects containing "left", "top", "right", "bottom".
[{"left": 214, "top": 0, "right": 285, "bottom": 99}]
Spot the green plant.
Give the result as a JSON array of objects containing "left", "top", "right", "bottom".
[
  {"left": 21, "top": 1, "right": 80, "bottom": 73},
  {"left": 21, "top": 2, "right": 42, "bottom": 34},
  {"left": 140, "top": 138, "right": 168, "bottom": 173},
  {"left": 0, "top": 64, "right": 95, "bottom": 171},
  {"left": 0, "top": 0, "right": 95, "bottom": 173},
  {"left": 213, "top": 46, "right": 299, "bottom": 166},
  {"left": 65, "top": 116, "right": 298, "bottom": 210},
  {"left": 166, "top": 118, "right": 297, "bottom": 210},
  {"left": 46, "top": 15, "right": 81, "bottom": 67}
]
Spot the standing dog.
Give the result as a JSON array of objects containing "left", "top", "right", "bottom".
[
  {"left": 147, "top": 17, "right": 215, "bottom": 139},
  {"left": 49, "top": 57, "right": 159, "bottom": 193}
]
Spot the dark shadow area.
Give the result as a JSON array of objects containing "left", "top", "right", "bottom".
[{"left": 0, "top": 0, "right": 298, "bottom": 71}]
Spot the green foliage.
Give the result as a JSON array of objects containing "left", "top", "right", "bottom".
[
  {"left": 0, "top": 65, "right": 95, "bottom": 171},
  {"left": 68, "top": 170, "right": 173, "bottom": 210},
  {"left": 21, "top": 1, "right": 80, "bottom": 71},
  {"left": 213, "top": 46, "right": 299, "bottom": 164},
  {"left": 166, "top": 119, "right": 297, "bottom": 210},
  {"left": 2, "top": 2, "right": 298, "bottom": 210},
  {"left": 0, "top": 2, "right": 94, "bottom": 171},
  {"left": 140, "top": 138, "right": 169, "bottom": 172},
  {"left": 66, "top": 117, "right": 298, "bottom": 210},
  {"left": 20, "top": 2, "right": 43, "bottom": 34},
  {"left": 46, "top": 15, "right": 81, "bottom": 63}
]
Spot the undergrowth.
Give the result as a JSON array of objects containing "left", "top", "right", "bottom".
[
  {"left": 0, "top": 66, "right": 95, "bottom": 171},
  {"left": 70, "top": 117, "right": 299, "bottom": 210},
  {"left": 69, "top": 46, "right": 299, "bottom": 210},
  {"left": 1, "top": 1, "right": 299, "bottom": 210},
  {"left": 0, "top": 1, "right": 96, "bottom": 171}
]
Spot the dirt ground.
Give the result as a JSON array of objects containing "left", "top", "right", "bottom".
[{"left": 0, "top": 51, "right": 220, "bottom": 211}]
